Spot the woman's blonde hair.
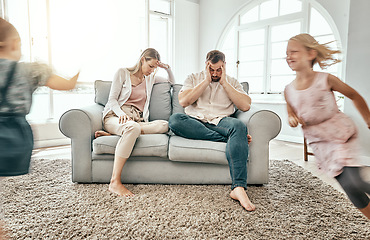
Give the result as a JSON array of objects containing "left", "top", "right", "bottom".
[
  {"left": 127, "top": 48, "right": 161, "bottom": 74},
  {"left": 290, "top": 33, "right": 341, "bottom": 69}
]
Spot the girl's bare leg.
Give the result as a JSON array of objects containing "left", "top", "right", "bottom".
[
  {"left": 335, "top": 167, "right": 370, "bottom": 220},
  {"left": 359, "top": 202, "right": 370, "bottom": 219}
]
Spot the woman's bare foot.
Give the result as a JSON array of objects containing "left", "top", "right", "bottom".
[
  {"left": 108, "top": 180, "right": 134, "bottom": 197},
  {"left": 95, "top": 130, "right": 111, "bottom": 138},
  {"left": 230, "top": 187, "right": 256, "bottom": 211}
]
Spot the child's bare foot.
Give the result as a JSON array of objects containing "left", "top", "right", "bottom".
[
  {"left": 247, "top": 134, "right": 252, "bottom": 144},
  {"left": 109, "top": 180, "right": 134, "bottom": 197},
  {"left": 230, "top": 187, "right": 256, "bottom": 211},
  {"left": 95, "top": 130, "right": 111, "bottom": 138}
]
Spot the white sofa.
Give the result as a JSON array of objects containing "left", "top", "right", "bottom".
[{"left": 59, "top": 80, "right": 281, "bottom": 185}]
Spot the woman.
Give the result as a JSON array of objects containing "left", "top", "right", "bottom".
[{"left": 95, "top": 48, "right": 174, "bottom": 197}]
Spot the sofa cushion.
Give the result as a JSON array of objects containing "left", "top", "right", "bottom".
[
  {"left": 168, "top": 136, "right": 229, "bottom": 165},
  {"left": 95, "top": 80, "right": 111, "bottom": 106},
  {"left": 93, "top": 134, "right": 169, "bottom": 158},
  {"left": 171, "top": 84, "right": 185, "bottom": 114},
  {"left": 241, "top": 82, "right": 249, "bottom": 94},
  {"left": 149, "top": 82, "right": 172, "bottom": 121}
]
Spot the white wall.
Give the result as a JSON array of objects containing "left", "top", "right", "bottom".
[
  {"left": 173, "top": 0, "right": 200, "bottom": 83},
  {"left": 198, "top": 0, "right": 249, "bottom": 67},
  {"left": 344, "top": 0, "right": 370, "bottom": 157},
  {"left": 32, "top": 122, "right": 69, "bottom": 148}
]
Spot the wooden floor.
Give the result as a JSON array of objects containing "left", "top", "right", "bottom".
[{"left": 33, "top": 139, "right": 370, "bottom": 194}]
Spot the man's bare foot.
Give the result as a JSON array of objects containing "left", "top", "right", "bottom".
[
  {"left": 109, "top": 180, "right": 134, "bottom": 197},
  {"left": 95, "top": 130, "right": 111, "bottom": 138},
  {"left": 230, "top": 187, "right": 256, "bottom": 211}
]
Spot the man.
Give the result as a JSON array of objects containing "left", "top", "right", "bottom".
[{"left": 169, "top": 50, "right": 255, "bottom": 211}]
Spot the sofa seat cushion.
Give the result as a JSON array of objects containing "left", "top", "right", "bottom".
[
  {"left": 168, "top": 136, "right": 229, "bottom": 165},
  {"left": 93, "top": 134, "right": 169, "bottom": 158}
]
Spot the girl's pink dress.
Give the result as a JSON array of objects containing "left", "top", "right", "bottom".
[{"left": 285, "top": 72, "right": 359, "bottom": 177}]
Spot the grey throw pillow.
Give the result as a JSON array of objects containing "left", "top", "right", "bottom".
[
  {"left": 241, "top": 82, "right": 249, "bottom": 94},
  {"left": 171, "top": 84, "right": 185, "bottom": 114},
  {"left": 149, "top": 82, "right": 172, "bottom": 121},
  {"left": 94, "top": 80, "right": 112, "bottom": 106}
]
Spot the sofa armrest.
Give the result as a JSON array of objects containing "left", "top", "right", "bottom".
[
  {"left": 234, "top": 105, "right": 281, "bottom": 184},
  {"left": 234, "top": 105, "right": 281, "bottom": 140},
  {"left": 59, "top": 103, "right": 104, "bottom": 182}
]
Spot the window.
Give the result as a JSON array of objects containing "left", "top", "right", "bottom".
[
  {"left": 218, "top": 0, "right": 342, "bottom": 94},
  {"left": 149, "top": 0, "right": 173, "bottom": 78},
  {"left": 4, "top": 0, "right": 173, "bottom": 121}
]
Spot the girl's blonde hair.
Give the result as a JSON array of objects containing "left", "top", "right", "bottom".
[
  {"left": 290, "top": 33, "right": 341, "bottom": 69},
  {"left": 127, "top": 48, "right": 161, "bottom": 74}
]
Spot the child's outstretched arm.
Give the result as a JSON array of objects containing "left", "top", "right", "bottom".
[
  {"left": 46, "top": 72, "right": 80, "bottom": 90},
  {"left": 328, "top": 74, "right": 370, "bottom": 129}
]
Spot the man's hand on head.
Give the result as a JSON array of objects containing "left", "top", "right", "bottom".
[
  {"left": 205, "top": 62, "right": 212, "bottom": 83},
  {"left": 219, "top": 62, "right": 227, "bottom": 85}
]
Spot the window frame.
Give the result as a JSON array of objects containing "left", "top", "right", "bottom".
[
  {"left": 147, "top": 0, "right": 174, "bottom": 65},
  {"left": 217, "top": 0, "right": 343, "bottom": 95}
]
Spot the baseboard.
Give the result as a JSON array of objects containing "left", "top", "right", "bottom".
[
  {"left": 274, "top": 135, "right": 303, "bottom": 144},
  {"left": 34, "top": 138, "right": 70, "bottom": 149}
]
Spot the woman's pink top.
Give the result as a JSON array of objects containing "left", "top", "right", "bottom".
[{"left": 124, "top": 80, "right": 147, "bottom": 112}]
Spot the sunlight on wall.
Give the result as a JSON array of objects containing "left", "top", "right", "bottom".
[{"left": 49, "top": 0, "right": 146, "bottom": 82}]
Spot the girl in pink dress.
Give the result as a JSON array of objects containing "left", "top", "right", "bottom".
[{"left": 284, "top": 33, "right": 370, "bottom": 219}]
